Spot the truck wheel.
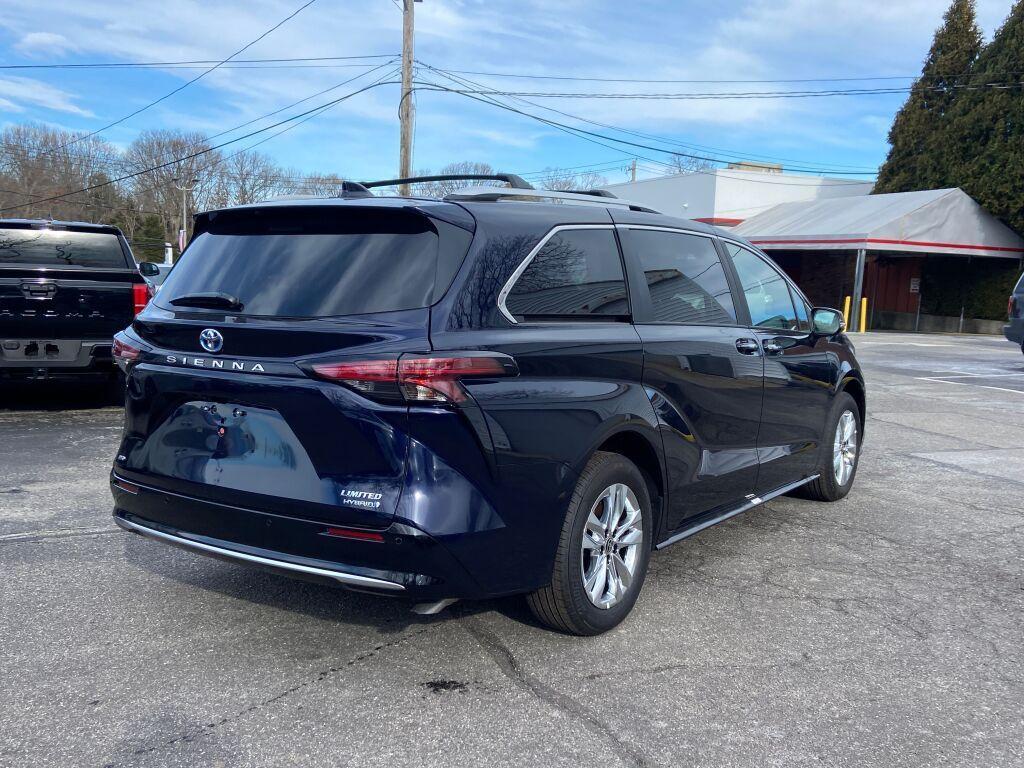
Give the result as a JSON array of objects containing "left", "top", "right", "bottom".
[{"left": 527, "top": 451, "right": 652, "bottom": 636}]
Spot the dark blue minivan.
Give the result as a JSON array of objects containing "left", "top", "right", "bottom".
[{"left": 110, "top": 176, "right": 865, "bottom": 635}]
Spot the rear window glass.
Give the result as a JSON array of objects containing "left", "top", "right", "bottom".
[
  {"left": 0, "top": 228, "right": 127, "bottom": 268},
  {"left": 155, "top": 207, "right": 469, "bottom": 318}
]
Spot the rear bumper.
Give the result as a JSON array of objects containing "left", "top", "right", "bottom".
[
  {"left": 110, "top": 473, "right": 489, "bottom": 600},
  {"left": 114, "top": 513, "right": 406, "bottom": 592},
  {"left": 1004, "top": 320, "right": 1024, "bottom": 345},
  {"left": 0, "top": 339, "right": 115, "bottom": 379}
]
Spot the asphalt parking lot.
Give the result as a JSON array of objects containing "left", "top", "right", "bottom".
[{"left": 2, "top": 332, "right": 1023, "bottom": 768}]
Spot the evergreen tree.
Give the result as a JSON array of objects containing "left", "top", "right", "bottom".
[
  {"left": 875, "top": 0, "right": 982, "bottom": 192},
  {"left": 132, "top": 215, "right": 167, "bottom": 264},
  {"left": 943, "top": 1, "right": 1024, "bottom": 233}
]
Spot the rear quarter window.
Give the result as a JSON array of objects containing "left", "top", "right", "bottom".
[
  {"left": 503, "top": 228, "right": 628, "bottom": 320},
  {"left": 0, "top": 228, "right": 128, "bottom": 269}
]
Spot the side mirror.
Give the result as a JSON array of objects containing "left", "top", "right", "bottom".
[
  {"left": 138, "top": 261, "right": 160, "bottom": 278},
  {"left": 811, "top": 307, "right": 845, "bottom": 336}
]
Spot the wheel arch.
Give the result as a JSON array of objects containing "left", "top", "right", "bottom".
[
  {"left": 593, "top": 429, "right": 666, "bottom": 542},
  {"left": 840, "top": 374, "right": 866, "bottom": 435}
]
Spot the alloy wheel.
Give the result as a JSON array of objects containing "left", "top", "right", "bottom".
[
  {"left": 833, "top": 410, "right": 858, "bottom": 486},
  {"left": 580, "top": 483, "right": 644, "bottom": 609}
]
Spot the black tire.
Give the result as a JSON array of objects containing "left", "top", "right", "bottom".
[
  {"left": 527, "top": 451, "right": 652, "bottom": 636},
  {"left": 794, "top": 391, "right": 862, "bottom": 502}
]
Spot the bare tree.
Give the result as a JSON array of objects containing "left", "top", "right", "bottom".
[
  {"left": 664, "top": 154, "right": 714, "bottom": 175},
  {"left": 124, "top": 130, "right": 224, "bottom": 243},
  {"left": 411, "top": 161, "right": 498, "bottom": 197},
  {"left": 284, "top": 172, "right": 349, "bottom": 197},
  {"left": 537, "top": 167, "right": 609, "bottom": 192},
  {"left": 0, "top": 123, "right": 124, "bottom": 222},
  {"left": 209, "top": 150, "right": 290, "bottom": 206}
]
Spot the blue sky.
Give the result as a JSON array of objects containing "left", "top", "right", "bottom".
[{"left": 0, "top": 0, "right": 1015, "bottom": 185}]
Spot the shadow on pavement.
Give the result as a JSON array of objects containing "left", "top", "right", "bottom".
[
  {"left": 0, "top": 380, "right": 123, "bottom": 411},
  {"left": 119, "top": 532, "right": 540, "bottom": 635}
]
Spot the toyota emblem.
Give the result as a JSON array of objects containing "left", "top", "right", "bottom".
[{"left": 199, "top": 328, "right": 223, "bottom": 353}]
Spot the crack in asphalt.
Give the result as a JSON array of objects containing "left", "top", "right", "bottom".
[
  {"left": 111, "top": 627, "right": 430, "bottom": 765},
  {"left": 906, "top": 451, "right": 1024, "bottom": 489},
  {"left": 867, "top": 414, "right": 1003, "bottom": 450},
  {"left": 463, "top": 618, "right": 649, "bottom": 768}
]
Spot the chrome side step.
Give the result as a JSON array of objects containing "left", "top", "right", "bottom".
[
  {"left": 655, "top": 475, "right": 819, "bottom": 550},
  {"left": 115, "top": 515, "right": 405, "bottom": 592}
]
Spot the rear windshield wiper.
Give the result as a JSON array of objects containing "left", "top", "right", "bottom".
[{"left": 168, "top": 292, "right": 244, "bottom": 311}]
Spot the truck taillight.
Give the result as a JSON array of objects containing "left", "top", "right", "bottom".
[
  {"left": 1010, "top": 295, "right": 1018, "bottom": 319},
  {"left": 309, "top": 353, "right": 517, "bottom": 404},
  {"left": 133, "top": 283, "right": 151, "bottom": 316}
]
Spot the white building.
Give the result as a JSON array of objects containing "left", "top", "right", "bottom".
[{"left": 601, "top": 164, "right": 874, "bottom": 226}]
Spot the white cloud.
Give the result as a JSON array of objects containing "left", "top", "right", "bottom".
[
  {"left": 14, "top": 31, "right": 77, "bottom": 56},
  {"left": 0, "top": 76, "right": 94, "bottom": 117},
  {"left": 0, "top": 0, "right": 1016, "bottom": 179}
]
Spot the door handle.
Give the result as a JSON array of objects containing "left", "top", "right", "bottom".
[
  {"left": 735, "top": 338, "right": 761, "bottom": 355},
  {"left": 762, "top": 338, "right": 785, "bottom": 356}
]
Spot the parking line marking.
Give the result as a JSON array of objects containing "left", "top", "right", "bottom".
[
  {"left": 915, "top": 377, "right": 1024, "bottom": 395},
  {"left": 924, "top": 372, "right": 1024, "bottom": 379}
]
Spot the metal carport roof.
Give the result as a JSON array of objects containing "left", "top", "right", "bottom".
[{"left": 733, "top": 188, "right": 1024, "bottom": 259}]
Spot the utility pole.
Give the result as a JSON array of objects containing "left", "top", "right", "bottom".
[
  {"left": 173, "top": 177, "right": 197, "bottom": 258},
  {"left": 398, "top": 0, "right": 419, "bottom": 195},
  {"left": 630, "top": 158, "right": 637, "bottom": 182}
]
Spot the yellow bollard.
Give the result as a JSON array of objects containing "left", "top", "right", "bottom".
[
  {"left": 842, "top": 296, "right": 851, "bottom": 329},
  {"left": 859, "top": 297, "right": 868, "bottom": 333}
]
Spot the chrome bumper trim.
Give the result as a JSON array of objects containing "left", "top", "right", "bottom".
[{"left": 115, "top": 516, "right": 405, "bottom": 592}]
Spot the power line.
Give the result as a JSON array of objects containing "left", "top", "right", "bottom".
[
  {"left": 412, "top": 78, "right": 879, "bottom": 184},
  {"left": 0, "top": 78, "right": 399, "bottom": 214},
  {"left": 419, "top": 61, "right": 879, "bottom": 174},
  {"left": 0, "top": 54, "right": 397, "bottom": 70},
  {"left": 414, "top": 81, "right": 1024, "bottom": 101},
  {"left": 416, "top": 66, "right": 1024, "bottom": 85},
  {"left": 56, "top": 0, "right": 322, "bottom": 151},
  {"left": 0, "top": 187, "right": 166, "bottom": 217},
  {"left": 0, "top": 60, "right": 400, "bottom": 182},
  {"left": 1, "top": 66, "right": 402, "bottom": 218},
  {"left": 415, "top": 68, "right": 877, "bottom": 179}
]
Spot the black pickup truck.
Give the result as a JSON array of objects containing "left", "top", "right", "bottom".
[{"left": 0, "top": 219, "right": 156, "bottom": 385}]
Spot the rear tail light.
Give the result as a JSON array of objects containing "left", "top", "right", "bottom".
[
  {"left": 309, "top": 353, "right": 517, "bottom": 404},
  {"left": 112, "top": 334, "right": 144, "bottom": 371},
  {"left": 1010, "top": 295, "right": 1018, "bottom": 319},
  {"left": 133, "top": 283, "right": 151, "bottom": 316}
]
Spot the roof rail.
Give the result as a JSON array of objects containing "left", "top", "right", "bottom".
[
  {"left": 360, "top": 173, "right": 534, "bottom": 190},
  {"left": 444, "top": 185, "right": 662, "bottom": 214}
]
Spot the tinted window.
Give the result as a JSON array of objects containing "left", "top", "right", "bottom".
[
  {"left": 156, "top": 207, "right": 469, "bottom": 318},
  {"left": 504, "top": 229, "right": 628, "bottom": 319},
  {"left": 726, "top": 244, "right": 799, "bottom": 330},
  {"left": 623, "top": 229, "right": 735, "bottom": 324},
  {"left": 0, "top": 228, "right": 127, "bottom": 268}
]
